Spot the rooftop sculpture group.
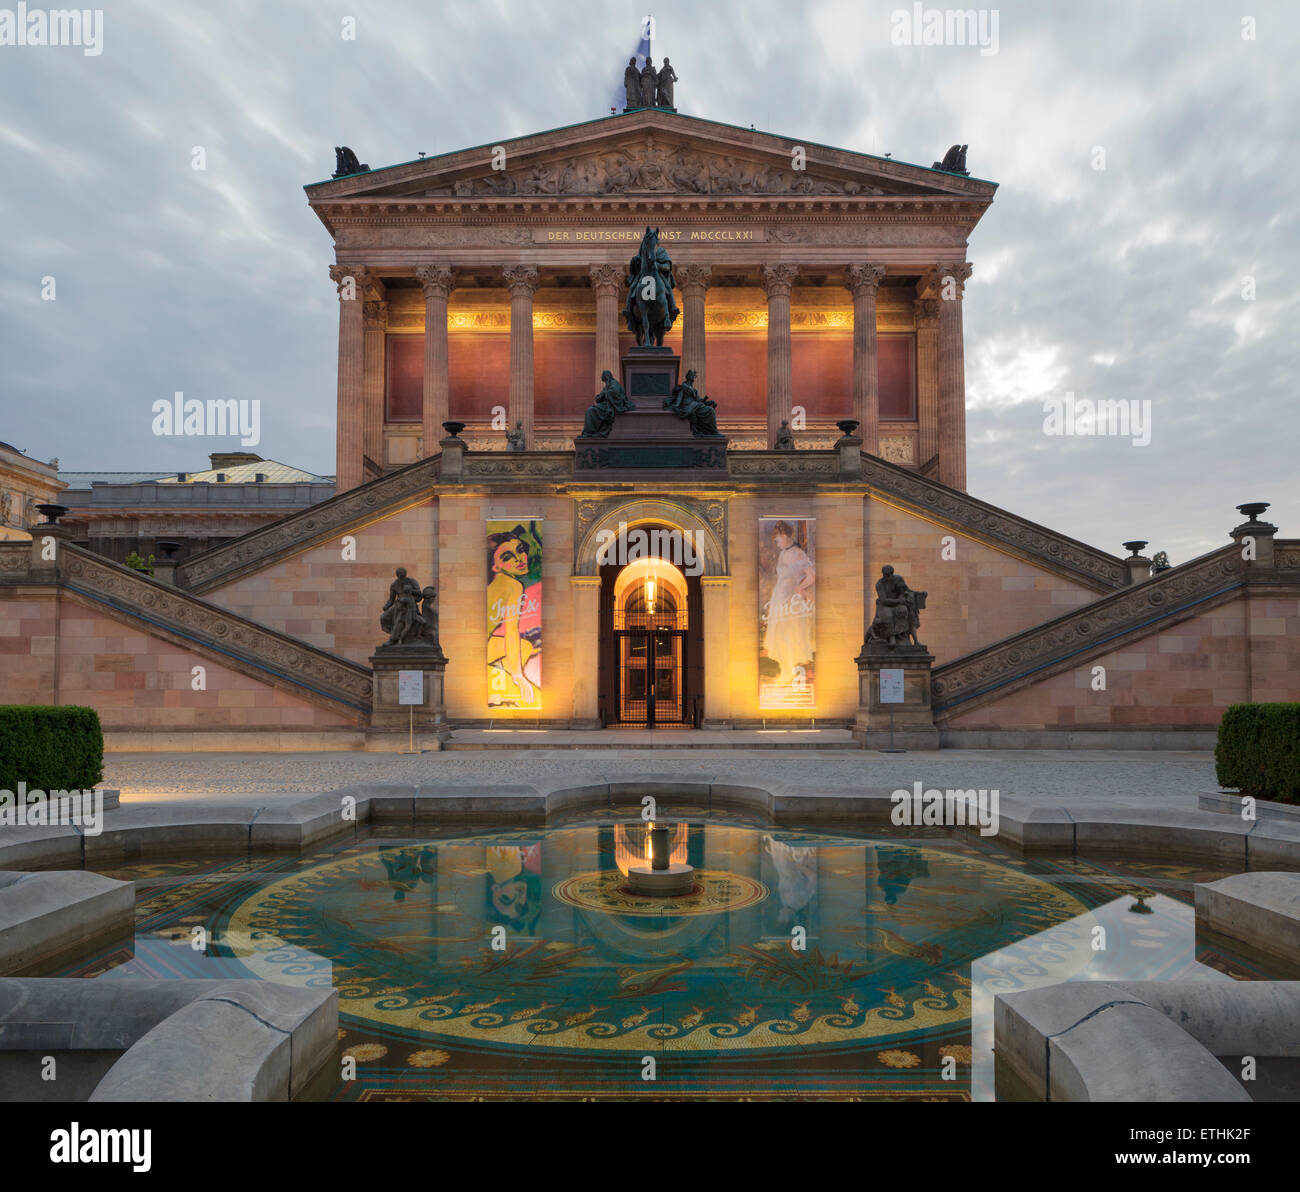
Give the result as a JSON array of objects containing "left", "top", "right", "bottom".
[{"left": 624, "top": 56, "right": 678, "bottom": 111}]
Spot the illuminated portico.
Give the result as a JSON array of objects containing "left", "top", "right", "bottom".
[{"left": 310, "top": 107, "right": 994, "bottom": 486}]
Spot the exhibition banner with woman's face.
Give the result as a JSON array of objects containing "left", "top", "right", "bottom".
[
  {"left": 486, "top": 519, "right": 543, "bottom": 710},
  {"left": 758, "top": 517, "right": 816, "bottom": 708}
]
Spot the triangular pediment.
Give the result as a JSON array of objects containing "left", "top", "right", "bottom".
[{"left": 307, "top": 110, "right": 994, "bottom": 206}]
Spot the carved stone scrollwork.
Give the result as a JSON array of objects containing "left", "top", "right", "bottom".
[
  {"left": 845, "top": 263, "right": 887, "bottom": 296},
  {"left": 60, "top": 545, "right": 372, "bottom": 713},
  {"left": 177, "top": 457, "right": 441, "bottom": 591},
  {"left": 932, "top": 547, "right": 1245, "bottom": 712},
  {"left": 414, "top": 264, "right": 456, "bottom": 300},
  {"left": 502, "top": 264, "right": 541, "bottom": 296},
  {"left": 728, "top": 454, "right": 837, "bottom": 476},
  {"left": 858, "top": 454, "right": 1129, "bottom": 590}
]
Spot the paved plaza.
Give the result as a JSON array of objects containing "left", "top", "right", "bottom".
[{"left": 104, "top": 745, "right": 1219, "bottom": 807}]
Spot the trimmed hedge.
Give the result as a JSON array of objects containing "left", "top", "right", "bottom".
[
  {"left": 0, "top": 706, "right": 104, "bottom": 792},
  {"left": 1215, "top": 703, "right": 1300, "bottom": 805}
]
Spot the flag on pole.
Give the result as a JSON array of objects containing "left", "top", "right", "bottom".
[{"left": 611, "top": 15, "right": 654, "bottom": 113}]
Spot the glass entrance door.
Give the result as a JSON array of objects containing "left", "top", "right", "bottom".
[{"left": 614, "top": 582, "right": 687, "bottom": 726}]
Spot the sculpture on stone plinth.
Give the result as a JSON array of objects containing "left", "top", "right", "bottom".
[
  {"left": 333, "top": 146, "right": 369, "bottom": 177},
  {"left": 664, "top": 369, "right": 720, "bottom": 437},
  {"left": 624, "top": 57, "right": 643, "bottom": 109},
  {"left": 931, "top": 144, "right": 969, "bottom": 175},
  {"left": 866, "top": 564, "right": 927, "bottom": 649},
  {"left": 774, "top": 420, "right": 796, "bottom": 450},
  {"left": 581, "top": 370, "right": 635, "bottom": 438},
  {"left": 624, "top": 226, "right": 678, "bottom": 346},
  {"left": 657, "top": 58, "right": 678, "bottom": 108},
  {"left": 505, "top": 420, "right": 525, "bottom": 451},
  {"left": 380, "top": 567, "right": 440, "bottom": 647},
  {"left": 640, "top": 57, "right": 658, "bottom": 107}
]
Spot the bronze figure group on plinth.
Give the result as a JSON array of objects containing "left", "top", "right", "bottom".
[
  {"left": 623, "top": 56, "right": 678, "bottom": 111},
  {"left": 379, "top": 566, "right": 441, "bottom": 651},
  {"left": 866, "top": 565, "right": 927, "bottom": 650}
]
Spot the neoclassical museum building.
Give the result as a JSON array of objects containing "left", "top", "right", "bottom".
[{"left": 3, "top": 104, "right": 1297, "bottom": 747}]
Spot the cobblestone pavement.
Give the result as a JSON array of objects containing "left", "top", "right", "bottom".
[{"left": 104, "top": 748, "right": 1219, "bottom": 807}]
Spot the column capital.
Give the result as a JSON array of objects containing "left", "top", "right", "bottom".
[
  {"left": 587, "top": 263, "right": 623, "bottom": 293},
  {"left": 329, "top": 265, "right": 377, "bottom": 300},
  {"left": 845, "top": 263, "right": 886, "bottom": 296},
  {"left": 761, "top": 262, "right": 799, "bottom": 297},
  {"left": 677, "top": 263, "right": 713, "bottom": 291},
  {"left": 924, "top": 262, "right": 973, "bottom": 300},
  {"left": 414, "top": 264, "right": 456, "bottom": 300},
  {"left": 913, "top": 297, "right": 941, "bottom": 328},
  {"left": 503, "top": 264, "right": 541, "bottom": 296},
  {"left": 362, "top": 299, "right": 388, "bottom": 332}
]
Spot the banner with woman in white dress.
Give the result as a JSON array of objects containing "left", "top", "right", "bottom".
[{"left": 758, "top": 517, "right": 816, "bottom": 708}]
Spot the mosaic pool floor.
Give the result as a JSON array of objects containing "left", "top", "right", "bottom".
[{"left": 50, "top": 812, "right": 1278, "bottom": 1100}]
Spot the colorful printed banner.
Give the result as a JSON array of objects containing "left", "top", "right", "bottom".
[
  {"left": 758, "top": 517, "right": 816, "bottom": 708},
  {"left": 486, "top": 519, "right": 543, "bottom": 709}
]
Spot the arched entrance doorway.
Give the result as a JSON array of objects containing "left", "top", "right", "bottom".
[{"left": 598, "top": 549, "right": 703, "bottom": 727}]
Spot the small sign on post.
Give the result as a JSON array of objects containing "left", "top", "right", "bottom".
[
  {"left": 398, "top": 669, "right": 423, "bottom": 753},
  {"left": 878, "top": 667, "right": 905, "bottom": 753}
]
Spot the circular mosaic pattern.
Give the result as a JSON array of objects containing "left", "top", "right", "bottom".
[
  {"left": 552, "top": 868, "right": 768, "bottom": 916},
  {"left": 223, "top": 829, "right": 1094, "bottom": 1053}
]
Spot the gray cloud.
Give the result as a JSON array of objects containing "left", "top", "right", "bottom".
[{"left": 1, "top": 0, "right": 1296, "bottom": 560}]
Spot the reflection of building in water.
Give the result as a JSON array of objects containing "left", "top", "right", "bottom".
[
  {"left": 874, "top": 844, "right": 932, "bottom": 904},
  {"left": 486, "top": 843, "right": 543, "bottom": 935},
  {"left": 763, "top": 835, "right": 818, "bottom": 927}
]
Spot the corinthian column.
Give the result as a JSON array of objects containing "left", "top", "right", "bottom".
[
  {"left": 914, "top": 298, "right": 941, "bottom": 472},
  {"left": 761, "top": 263, "right": 798, "bottom": 448},
  {"left": 588, "top": 263, "right": 623, "bottom": 391},
  {"left": 503, "top": 264, "right": 540, "bottom": 450},
  {"left": 846, "top": 263, "right": 886, "bottom": 455},
  {"left": 932, "top": 263, "right": 972, "bottom": 490},
  {"left": 362, "top": 289, "right": 388, "bottom": 476},
  {"left": 415, "top": 265, "right": 455, "bottom": 459},
  {"left": 677, "top": 263, "right": 712, "bottom": 394},
  {"left": 329, "top": 265, "right": 373, "bottom": 492}
]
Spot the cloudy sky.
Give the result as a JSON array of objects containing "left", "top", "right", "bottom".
[{"left": 2, "top": 0, "right": 1296, "bottom": 561}]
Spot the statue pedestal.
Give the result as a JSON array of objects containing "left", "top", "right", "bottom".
[
  {"left": 853, "top": 644, "right": 939, "bottom": 750},
  {"left": 368, "top": 645, "right": 450, "bottom": 747},
  {"left": 575, "top": 347, "right": 728, "bottom": 478}
]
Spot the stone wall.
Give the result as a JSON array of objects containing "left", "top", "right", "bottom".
[
  {"left": 204, "top": 499, "right": 436, "bottom": 666},
  {"left": 865, "top": 496, "right": 1100, "bottom": 665},
  {"left": 941, "top": 594, "right": 1300, "bottom": 733},
  {"left": 0, "top": 591, "right": 355, "bottom": 731}
]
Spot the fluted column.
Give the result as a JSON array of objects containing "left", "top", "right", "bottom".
[
  {"left": 415, "top": 265, "right": 455, "bottom": 459},
  {"left": 330, "top": 265, "right": 372, "bottom": 492},
  {"left": 846, "top": 263, "right": 886, "bottom": 456},
  {"left": 677, "top": 263, "right": 712, "bottom": 394},
  {"left": 361, "top": 288, "right": 387, "bottom": 477},
  {"left": 503, "top": 264, "right": 540, "bottom": 450},
  {"left": 914, "top": 298, "right": 941, "bottom": 472},
  {"left": 933, "top": 263, "right": 972, "bottom": 490},
  {"left": 761, "top": 264, "right": 798, "bottom": 448},
  {"left": 588, "top": 263, "right": 622, "bottom": 392}
]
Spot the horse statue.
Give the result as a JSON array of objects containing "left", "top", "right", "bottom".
[{"left": 624, "top": 226, "right": 678, "bottom": 347}]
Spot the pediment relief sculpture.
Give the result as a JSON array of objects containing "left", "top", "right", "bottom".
[{"left": 420, "top": 140, "right": 891, "bottom": 200}]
